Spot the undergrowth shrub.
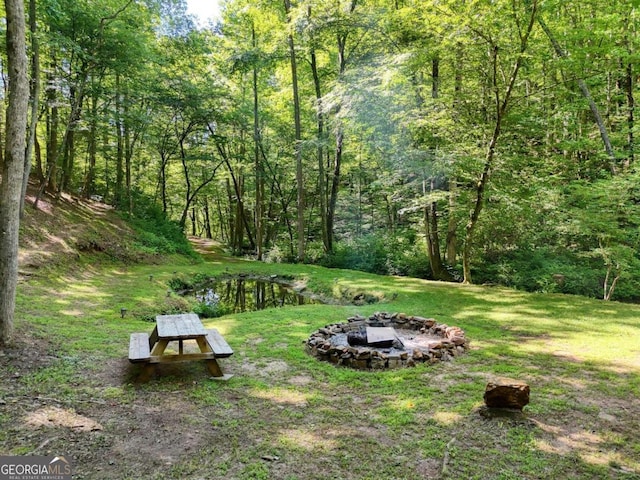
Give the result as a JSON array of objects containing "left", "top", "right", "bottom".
[
  {"left": 320, "top": 231, "right": 435, "bottom": 279},
  {"left": 132, "top": 295, "right": 194, "bottom": 322},
  {"left": 167, "top": 272, "right": 211, "bottom": 292},
  {"left": 192, "top": 302, "right": 232, "bottom": 318},
  {"left": 264, "top": 244, "right": 296, "bottom": 264},
  {"left": 473, "top": 247, "right": 640, "bottom": 301},
  {"left": 120, "top": 191, "right": 197, "bottom": 258},
  {"left": 321, "top": 235, "right": 389, "bottom": 274}
]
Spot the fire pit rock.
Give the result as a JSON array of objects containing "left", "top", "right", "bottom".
[{"left": 305, "top": 312, "right": 469, "bottom": 370}]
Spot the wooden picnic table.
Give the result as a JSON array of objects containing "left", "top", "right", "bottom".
[{"left": 129, "top": 313, "right": 233, "bottom": 381}]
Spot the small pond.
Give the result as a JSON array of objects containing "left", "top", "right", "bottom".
[{"left": 188, "top": 277, "right": 322, "bottom": 315}]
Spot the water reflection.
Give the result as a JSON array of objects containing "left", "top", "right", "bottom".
[{"left": 195, "top": 278, "right": 320, "bottom": 314}]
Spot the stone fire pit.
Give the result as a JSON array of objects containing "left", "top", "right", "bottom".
[{"left": 305, "top": 312, "right": 469, "bottom": 370}]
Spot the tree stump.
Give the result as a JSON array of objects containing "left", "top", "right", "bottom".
[{"left": 483, "top": 381, "right": 530, "bottom": 410}]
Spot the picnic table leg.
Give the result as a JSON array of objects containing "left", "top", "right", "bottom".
[
  {"left": 141, "top": 327, "right": 160, "bottom": 381},
  {"left": 136, "top": 339, "right": 169, "bottom": 382},
  {"left": 195, "top": 336, "right": 230, "bottom": 379},
  {"left": 151, "top": 339, "right": 169, "bottom": 356},
  {"left": 139, "top": 363, "right": 156, "bottom": 382},
  {"left": 148, "top": 326, "right": 159, "bottom": 349},
  {"left": 196, "top": 336, "right": 221, "bottom": 376},
  {"left": 205, "top": 358, "right": 225, "bottom": 377}
]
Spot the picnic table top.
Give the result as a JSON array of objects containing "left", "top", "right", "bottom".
[{"left": 155, "top": 313, "right": 207, "bottom": 339}]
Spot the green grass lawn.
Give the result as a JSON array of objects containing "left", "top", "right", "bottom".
[{"left": 3, "top": 253, "right": 640, "bottom": 479}]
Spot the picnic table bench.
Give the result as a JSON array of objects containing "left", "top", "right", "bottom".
[{"left": 129, "top": 313, "right": 233, "bottom": 381}]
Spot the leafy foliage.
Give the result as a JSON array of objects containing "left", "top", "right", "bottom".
[
  {"left": 123, "top": 192, "right": 197, "bottom": 258},
  {"left": 321, "top": 231, "right": 436, "bottom": 279},
  {"left": 20, "top": 0, "right": 640, "bottom": 302}
]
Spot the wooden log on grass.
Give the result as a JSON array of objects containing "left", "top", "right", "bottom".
[{"left": 484, "top": 381, "right": 530, "bottom": 410}]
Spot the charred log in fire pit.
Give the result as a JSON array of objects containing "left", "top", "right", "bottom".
[{"left": 347, "top": 326, "right": 404, "bottom": 349}]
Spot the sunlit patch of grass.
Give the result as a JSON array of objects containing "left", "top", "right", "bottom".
[
  {"left": 277, "top": 428, "right": 338, "bottom": 452},
  {"left": 430, "top": 410, "right": 463, "bottom": 425},
  {"left": 375, "top": 400, "right": 418, "bottom": 428},
  {"left": 100, "top": 386, "right": 133, "bottom": 402},
  {"left": 250, "top": 387, "right": 312, "bottom": 406}
]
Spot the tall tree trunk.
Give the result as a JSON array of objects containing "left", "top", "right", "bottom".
[
  {"left": 462, "top": 46, "right": 502, "bottom": 284},
  {"left": 190, "top": 205, "right": 197, "bottom": 236},
  {"left": 326, "top": 0, "right": 357, "bottom": 253},
  {"left": 21, "top": 0, "right": 40, "bottom": 217},
  {"left": 462, "top": 1, "right": 538, "bottom": 283},
  {"left": 160, "top": 153, "right": 168, "bottom": 213},
  {"left": 537, "top": 15, "right": 617, "bottom": 175},
  {"left": 327, "top": 88, "right": 346, "bottom": 252},
  {"left": 203, "top": 197, "right": 213, "bottom": 239},
  {"left": 0, "top": 0, "right": 29, "bottom": 344},
  {"left": 59, "top": 123, "right": 75, "bottom": 194},
  {"left": 447, "top": 44, "right": 463, "bottom": 265},
  {"left": 124, "top": 88, "right": 133, "bottom": 214},
  {"left": 446, "top": 178, "right": 457, "bottom": 264},
  {"left": 424, "top": 178, "right": 452, "bottom": 281},
  {"left": 217, "top": 142, "right": 255, "bottom": 251},
  {"left": 284, "top": 0, "right": 305, "bottom": 261},
  {"left": 225, "top": 178, "right": 237, "bottom": 253},
  {"left": 311, "top": 49, "right": 329, "bottom": 252},
  {"left": 53, "top": 68, "right": 87, "bottom": 197},
  {"left": 57, "top": 65, "right": 87, "bottom": 195},
  {"left": 252, "top": 23, "right": 264, "bottom": 260},
  {"left": 236, "top": 175, "right": 245, "bottom": 253},
  {"left": 43, "top": 65, "right": 59, "bottom": 195},
  {"left": 431, "top": 58, "right": 439, "bottom": 99},
  {"left": 383, "top": 194, "right": 396, "bottom": 230},
  {"left": 34, "top": 136, "right": 43, "bottom": 182},
  {"left": 115, "top": 73, "right": 124, "bottom": 207},
  {"left": 413, "top": 55, "right": 451, "bottom": 279},
  {"left": 215, "top": 191, "right": 227, "bottom": 243},
  {"left": 219, "top": 199, "right": 228, "bottom": 242},
  {"left": 624, "top": 61, "right": 634, "bottom": 166},
  {"left": 178, "top": 137, "right": 191, "bottom": 228},
  {"left": 327, "top": 129, "right": 342, "bottom": 252},
  {"left": 424, "top": 56, "right": 453, "bottom": 280},
  {"left": 308, "top": 6, "right": 329, "bottom": 253},
  {"left": 621, "top": 10, "right": 635, "bottom": 168},
  {"left": 83, "top": 83, "right": 98, "bottom": 198}
]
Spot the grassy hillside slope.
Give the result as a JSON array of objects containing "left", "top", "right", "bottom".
[
  {"left": 19, "top": 190, "right": 145, "bottom": 276},
  {"left": 19, "top": 188, "right": 195, "bottom": 279},
  {"left": 1, "top": 194, "right": 639, "bottom": 480}
]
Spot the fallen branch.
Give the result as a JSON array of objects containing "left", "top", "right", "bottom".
[
  {"left": 441, "top": 436, "right": 456, "bottom": 476},
  {"left": 26, "top": 436, "right": 57, "bottom": 455},
  {"left": 35, "top": 395, "right": 107, "bottom": 405}
]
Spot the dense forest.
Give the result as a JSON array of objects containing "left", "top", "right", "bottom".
[{"left": 2, "top": 0, "right": 640, "bottom": 300}]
